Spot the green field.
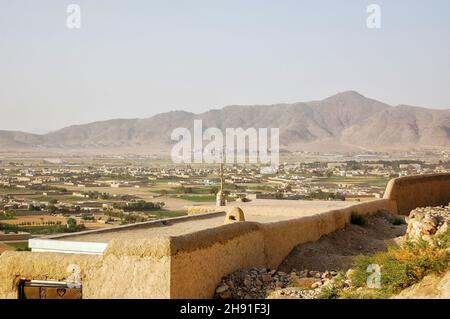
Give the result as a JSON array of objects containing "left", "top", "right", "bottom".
[
  {"left": 4, "top": 241, "right": 29, "bottom": 251},
  {"left": 154, "top": 186, "right": 217, "bottom": 195},
  {"left": 30, "top": 195, "right": 84, "bottom": 202},
  {"left": 0, "top": 223, "right": 73, "bottom": 234},
  {"left": 0, "top": 188, "right": 36, "bottom": 194},
  {"left": 0, "top": 216, "right": 15, "bottom": 221},
  {"left": 177, "top": 195, "right": 216, "bottom": 202},
  {"left": 316, "top": 176, "right": 390, "bottom": 188}
]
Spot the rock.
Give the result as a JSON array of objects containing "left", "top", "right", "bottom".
[
  {"left": 346, "top": 269, "right": 355, "bottom": 280},
  {"left": 292, "top": 277, "right": 319, "bottom": 289},
  {"left": 219, "top": 290, "right": 232, "bottom": 299},
  {"left": 215, "top": 267, "right": 345, "bottom": 300},
  {"left": 261, "top": 273, "right": 272, "bottom": 283},
  {"left": 243, "top": 279, "right": 252, "bottom": 288},
  {"left": 406, "top": 206, "right": 450, "bottom": 242},
  {"left": 298, "top": 270, "right": 308, "bottom": 278},
  {"left": 311, "top": 282, "right": 322, "bottom": 289},
  {"left": 216, "top": 284, "right": 229, "bottom": 294}
]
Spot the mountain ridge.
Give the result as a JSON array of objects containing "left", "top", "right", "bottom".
[{"left": 1, "top": 91, "right": 449, "bottom": 153}]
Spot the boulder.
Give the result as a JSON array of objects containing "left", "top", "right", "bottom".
[{"left": 406, "top": 206, "right": 450, "bottom": 242}]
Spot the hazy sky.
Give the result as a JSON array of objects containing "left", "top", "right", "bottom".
[{"left": 1, "top": 0, "right": 449, "bottom": 134}]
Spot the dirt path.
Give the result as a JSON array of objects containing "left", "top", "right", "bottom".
[{"left": 278, "top": 211, "right": 407, "bottom": 273}]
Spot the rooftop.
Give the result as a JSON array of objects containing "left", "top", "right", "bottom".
[{"left": 44, "top": 199, "right": 355, "bottom": 244}]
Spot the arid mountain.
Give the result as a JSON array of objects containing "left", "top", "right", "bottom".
[
  {"left": 340, "top": 105, "right": 450, "bottom": 150},
  {"left": 1, "top": 91, "right": 449, "bottom": 153},
  {"left": 0, "top": 130, "right": 44, "bottom": 148}
]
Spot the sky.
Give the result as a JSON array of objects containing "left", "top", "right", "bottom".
[{"left": 0, "top": 0, "right": 449, "bottom": 134}]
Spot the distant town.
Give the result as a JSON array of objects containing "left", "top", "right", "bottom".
[{"left": 1, "top": 150, "right": 449, "bottom": 252}]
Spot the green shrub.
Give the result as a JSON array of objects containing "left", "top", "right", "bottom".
[
  {"left": 390, "top": 216, "right": 406, "bottom": 225},
  {"left": 433, "top": 229, "right": 450, "bottom": 249},
  {"left": 317, "top": 273, "right": 346, "bottom": 299},
  {"left": 351, "top": 239, "right": 449, "bottom": 295},
  {"left": 350, "top": 212, "right": 367, "bottom": 226}
]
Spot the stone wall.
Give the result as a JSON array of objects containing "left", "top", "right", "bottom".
[{"left": 384, "top": 173, "right": 450, "bottom": 215}]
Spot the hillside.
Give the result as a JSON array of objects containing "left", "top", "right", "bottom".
[{"left": 1, "top": 91, "right": 449, "bottom": 153}]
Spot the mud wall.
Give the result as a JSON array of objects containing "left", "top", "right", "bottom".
[
  {"left": 1, "top": 173, "right": 449, "bottom": 299},
  {"left": 168, "top": 199, "right": 396, "bottom": 298},
  {"left": 0, "top": 238, "right": 172, "bottom": 299},
  {"left": 384, "top": 173, "right": 450, "bottom": 214},
  {"left": 169, "top": 222, "right": 265, "bottom": 298}
]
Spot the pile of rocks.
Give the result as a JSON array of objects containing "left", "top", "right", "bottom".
[
  {"left": 406, "top": 206, "right": 450, "bottom": 242},
  {"left": 214, "top": 268, "right": 340, "bottom": 299}
]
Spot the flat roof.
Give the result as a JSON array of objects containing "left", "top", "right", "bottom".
[{"left": 45, "top": 200, "right": 356, "bottom": 243}]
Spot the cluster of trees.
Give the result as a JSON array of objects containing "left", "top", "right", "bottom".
[
  {"left": 1, "top": 218, "right": 84, "bottom": 234},
  {"left": 306, "top": 190, "right": 345, "bottom": 201},
  {"left": 104, "top": 210, "right": 147, "bottom": 224},
  {"left": 81, "top": 215, "right": 95, "bottom": 221},
  {"left": 47, "top": 205, "right": 70, "bottom": 214},
  {"left": 18, "top": 220, "right": 63, "bottom": 226},
  {"left": 113, "top": 200, "right": 164, "bottom": 212},
  {"left": 29, "top": 185, "right": 68, "bottom": 192},
  {"left": 1, "top": 211, "right": 15, "bottom": 219},
  {"left": 66, "top": 218, "right": 85, "bottom": 232},
  {"left": 28, "top": 204, "right": 42, "bottom": 211},
  {"left": 0, "top": 223, "right": 20, "bottom": 233},
  {"left": 79, "top": 191, "right": 137, "bottom": 201}
]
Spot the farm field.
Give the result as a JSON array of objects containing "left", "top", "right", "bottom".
[
  {"left": 2, "top": 241, "right": 28, "bottom": 251},
  {"left": 314, "top": 176, "right": 390, "bottom": 188},
  {"left": 0, "top": 215, "right": 67, "bottom": 225}
]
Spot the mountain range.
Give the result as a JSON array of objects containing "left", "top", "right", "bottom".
[{"left": 1, "top": 91, "right": 449, "bottom": 154}]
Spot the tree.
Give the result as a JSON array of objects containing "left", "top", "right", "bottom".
[
  {"left": 48, "top": 205, "right": 58, "bottom": 214},
  {"left": 66, "top": 218, "right": 78, "bottom": 232}
]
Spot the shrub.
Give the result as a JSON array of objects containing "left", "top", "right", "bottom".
[
  {"left": 350, "top": 212, "right": 367, "bottom": 226},
  {"left": 351, "top": 239, "right": 449, "bottom": 295},
  {"left": 390, "top": 216, "right": 406, "bottom": 225},
  {"left": 317, "top": 273, "right": 346, "bottom": 299}
]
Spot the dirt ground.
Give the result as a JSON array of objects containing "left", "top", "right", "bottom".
[
  {"left": 278, "top": 211, "right": 407, "bottom": 273},
  {"left": 0, "top": 243, "right": 15, "bottom": 253},
  {"left": 1, "top": 215, "right": 67, "bottom": 225}
]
